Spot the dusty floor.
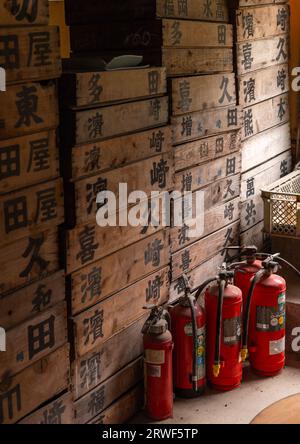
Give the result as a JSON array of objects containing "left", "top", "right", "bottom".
[{"left": 133, "top": 366, "right": 300, "bottom": 424}]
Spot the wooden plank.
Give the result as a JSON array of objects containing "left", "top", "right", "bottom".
[
  {"left": 73, "top": 266, "right": 170, "bottom": 357},
  {"left": 171, "top": 220, "right": 240, "bottom": 280},
  {"left": 172, "top": 106, "right": 242, "bottom": 145},
  {"left": 18, "top": 391, "right": 73, "bottom": 424},
  {"left": 236, "top": 35, "right": 288, "bottom": 75},
  {"left": 170, "top": 253, "right": 226, "bottom": 303},
  {"left": 66, "top": 213, "right": 166, "bottom": 274},
  {"left": 174, "top": 131, "right": 241, "bottom": 171},
  {"left": 0, "top": 270, "right": 65, "bottom": 331},
  {"left": 162, "top": 47, "right": 233, "bottom": 76},
  {"left": 238, "top": 1, "right": 288, "bottom": 7},
  {"left": 71, "top": 152, "right": 174, "bottom": 225},
  {"left": 241, "top": 150, "right": 292, "bottom": 200},
  {"left": 241, "top": 122, "right": 291, "bottom": 172},
  {"left": 0, "top": 229, "right": 60, "bottom": 296},
  {"left": 60, "top": 67, "right": 167, "bottom": 108},
  {"left": 88, "top": 384, "right": 144, "bottom": 425},
  {"left": 0, "top": 129, "right": 60, "bottom": 194},
  {"left": 0, "top": 178, "right": 64, "bottom": 245},
  {"left": 175, "top": 152, "right": 241, "bottom": 193},
  {"left": 238, "top": 63, "right": 289, "bottom": 107},
  {"left": 74, "top": 358, "right": 143, "bottom": 424},
  {"left": 0, "top": 0, "right": 49, "bottom": 26},
  {"left": 241, "top": 194, "right": 264, "bottom": 232},
  {"left": 240, "top": 220, "right": 269, "bottom": 251},
  {"left": 72, "top": 316, "right": 146, "bottom": 400},
  {"left": 170, "top": 196, "right": 241, "bottom": 252},
  {"left": 0, "top": 301, "right": 67, "bottom": 380},
  {"left": 0, "top": 81, "right": 59, "bottom": 140},
  {"left": 65, "top": 0, "right": 229, "bottom": 24},
  {"left": 70, "top": 20, "right": 233, "bottom": 52},
  {"left": 171, "top": 73, "right": 236, "bottom": 116},
  {"left": 0, "top": 344, "right": 69, "bottom": 424},
  {"left": 236, "top": 4, "right": 289, "bottom": 42},
  {"left": 70, "top": 126, "right": 172, "bottom": 181},
  {"left": 242, "top": 93, "right": 289, "bottom": 141},
  {"left": 70, "top": 231, "right": 170, "bottom": 315},
  {"left": 63, "top": 96, "right": 169, "bottom": 146},
  {"left": 0, "top": 26, "right": 61, "bottom": 84}
]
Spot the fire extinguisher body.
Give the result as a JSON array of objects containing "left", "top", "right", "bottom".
[
  {"left": 205, "top": 284, "right": 243, "bottom": 391},
  {"left": 171, "top": 302, "right": 206, "bottom": 397},
  {"left": 234, "top": 260, "right": 262, "bottom": 310},
  {"left": 144, "top": 330, "right": 173, "bottom": 420},
  {"left": 248, "top": 274, "right": 286, "bottom": 377}
]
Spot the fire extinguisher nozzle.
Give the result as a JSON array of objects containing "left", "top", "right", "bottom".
[
  {"left": 213, "top": 364, "right": 221, "bottom": 378},
  {"left": 241, "top": 347, "right": 248, "bottom": 362}
]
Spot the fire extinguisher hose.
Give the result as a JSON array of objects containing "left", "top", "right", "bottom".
[
  {"left": 241, "top": 269, "right": 266, "bottom": 361},
  {"left": 195, "top": 277, "right": 218, "bottom": 301},
  {"left": 258, "top": 254, "right": 300, "bottom": 278},
  {"left": 213, "top": 279, "right": 226, "bottom": 378},
  {"left": 187, "top": 295, "right": 199, "bottom": 393}
]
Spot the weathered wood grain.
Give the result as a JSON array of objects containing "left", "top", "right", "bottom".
[
  {"left": 0, "top": 0, "right": 49, "bottom": 26},
  {"left": 19, "top": 391, "right": 73, "bottom": 424}
]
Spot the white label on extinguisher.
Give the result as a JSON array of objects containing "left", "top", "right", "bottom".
[
  {"left": 145, "top": 349, "right": 165, "bottom": 365},
  {"left": 147, "top": 364, "right": 161, "bottom": 378},
  {"left": 269, "top": 337, "right": 285, "bottom": 356}
]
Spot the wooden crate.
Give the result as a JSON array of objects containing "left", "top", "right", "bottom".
[
  {"left": 69, "top": 230, "right": 170, "bottom": 315},
  {"left": 0, "top": 270, "right": 65, "bottom": 331},
  {"left": 69, "top": 126, "right": 172, "bottom": 181},
  {"left": 0, "top": 344, "right": 69, "bottom": 424},
  {"left": 0, "top": 0, "right": 49, "bottom": 26},
  {"left": 61, "top": 96, "right": 169, "bottom": 147},
  {"left": 170, "top": 252, "right": 226, "bottom": 302},
  {"left": 74, "top": 358, "right": 143, "bottom": 424},
  {"left": 66, "top": 211, "right": 167, "bottom": 274},
  {"left": 0, "top": 229, "right": 60, "bottom": 296},
  {"left": 174, "top": 131, "right": 241, "bottom": 172},
  {"left": 236, "top": 34, "right": 288, "bottom": 75},
  {"left": 240, "top": 220, "right": 270, "bottom": 251},
  {"left": 0, "top": 81, "right": 59, "bottom": 140},
  {"left": 0, "top": 26, "right": 61, "bottom": 84},
  {"left": 175, "top": 152, "right": 241, "bottom": 193},
  {"left": 65, "top": 0, "right": 229, "bottom": 24},
  {"left": 241, "top": 93, "right": 289, "bottom": 141},
  {"left": 172, "top": 105, "right": 242, "bottom": 145},
  {"left": 171, "top": 73, "right": 236, "bottom": 116},
  {"left": 170, "top": 196, "right": 241, "bottom": 252},
  {"left": 60, "top": 67, "right": 167, "bottom": 108},
  {"left": 0, "top": 301, "right": 67, "bottom": 380},
  {"left": 19, "top": 391, "right": 73, "bottom": 424},
  {"left": 238, "top": 63, "right": 289, "bottom": 108},
  {"left": 67, "top": 152, "right": 174, "bottom": 226},
  {"left": 241, "top": 150, "right": 292, "bottom": 201},
  {"left": 171, "top": 220, "right": 240, "bottom": 280},
  {"left": 72, "top": 315, "right": 146, "bottom": 400},
  {"left": 0, "top": 178, "right": 64, "bottom": 245},
  {"left": 88, "top": 384, "right": 144, "bottom": 425},
  {"left": 241, "top": 122, "right": 291, "bottom": 173},
  {"left": 73, "top": 266, "right": 170, "bottom": 357},
  {"left": 0, "top": 129, "right": 60, "bottom": 194},
  {"left": 235, "top": 4, "right": 289, "bottom": 42},
  {"left": 70, "top": 20, "right": 233, "bottom": 52}
]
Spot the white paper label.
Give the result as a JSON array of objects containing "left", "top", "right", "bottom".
[
  {"left": 145, "top": 349, "right": 165, "bottom": 364},
  {"left": 269, "top": 337, "right": 285, "bottom": 356}
]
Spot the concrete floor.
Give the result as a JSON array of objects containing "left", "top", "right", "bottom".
[{"left": 133, "top": 366, "right": 300, "bottom": 424}]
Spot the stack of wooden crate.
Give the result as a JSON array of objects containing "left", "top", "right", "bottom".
[
  {"left": 0, "top": 2, "right": 71, "bottom": 424},
  {"left": 60, "top": 60, "right": 173, "bottom": 421},
  {"left": 234, "top": 0, "right": 292, "bottom": 250}
]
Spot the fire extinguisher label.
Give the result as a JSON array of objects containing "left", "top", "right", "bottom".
[
  {"left": 184, "top": 324, "right": 205, "bottom": 379},
  {"left": 269, "top": 337, "right": 285, "bottom": 356},
  {"left": 256, "top": 304, "right": 286, "bottom": 332},
  {"left": 223, "top": 316, "right": 242, "bottom": 345},
  {"left": 147, "top": 364, "right": 161, "bottom": 378},
  {"left": 145, "top": 349, "right": 165, "bottom": 365}
]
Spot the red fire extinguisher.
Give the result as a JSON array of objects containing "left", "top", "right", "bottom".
[
  {"left": 242, "top": 259, "right": 286, "bottom": 376},
  {"left": 195, "top": 268, "right": 243, "bottom": 391},
  {"left": 142, "top": 305, "right": 173, "bottom": 421},
  {"left": 170, "top": 275, "right": 206, "bottom": 397}
]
